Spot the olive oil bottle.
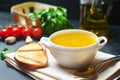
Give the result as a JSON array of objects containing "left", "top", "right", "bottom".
[{"left": 80, "top": 0, "right": 110, "bottom": 39}]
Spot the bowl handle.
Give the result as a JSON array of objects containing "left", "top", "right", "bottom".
[
  {"left": 40, "top": 37, "right": 51, "bottom": 49},
  {"left": 98, "top": 36, "right": 107, "bottom": 49}
]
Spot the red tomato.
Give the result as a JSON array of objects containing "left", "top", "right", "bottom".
[
  {"left": 6, "top": 25, "right": 14, "bottom": 31},
  {"left": 16, "top": 25, "right": 25, "bottom": 36},
  {"left": 11, "top": 27, "right": 21, "bottom": 39},
  {"left": 6, "top": 25, "right": 14, "bottom": 36},
  {"left": 21, "top": 27, "right": 32, "bottom": 39},
  {"left": 16, "top": 25, "right": 25, "bottom": 30},
  {"left": 32, "top": 28, "right": 43, "bottom": 39},
  {"left": 0, "top": 29, "right": 10, "bottom": 39},
  {"left": 0, "top": 29, "right": 2, "bottom": 39}
]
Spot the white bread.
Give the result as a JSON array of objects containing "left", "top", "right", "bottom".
[
  {"left": 18, "top": 42, "right": 43, "bottom": 51},
  {"left": 14, "top": 42, "right": 48, "bottom": 69}
]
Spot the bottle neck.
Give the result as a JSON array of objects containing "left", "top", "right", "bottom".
[{"left": 91, "top": 0, "right": 103, "bottom": 9}]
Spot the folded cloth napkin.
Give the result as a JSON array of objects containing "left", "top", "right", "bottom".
[{"left": 5, "top": 50, "right": 120, "bottom": 80}]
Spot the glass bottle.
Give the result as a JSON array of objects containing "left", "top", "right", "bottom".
[
  {"left": 80, "top": 0, "right": 91, "bottom": 25},
  {"left": 80, "top": 0, "right": 111, "bottom": 39}
]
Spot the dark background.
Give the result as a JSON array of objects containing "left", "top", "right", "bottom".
[
  {"left": 0, "top": 1, "right": 120, "bottom": 80},
  {"left": 103, "top": 0, "right": 120, "bottom": 25},
  {"left": 0, "top": 0, "right": 80, "bottom": 21},
  {"left": 0, "top": 0, "right": 120, "bottom": 25}
]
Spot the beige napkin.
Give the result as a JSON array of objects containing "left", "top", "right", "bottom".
[{"left": 5, "top": 50, "right": 120, "bottom": 80}]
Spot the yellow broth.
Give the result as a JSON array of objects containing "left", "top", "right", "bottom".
[{"left": 51, "top": 32, "right": 97, "bottom": 47}]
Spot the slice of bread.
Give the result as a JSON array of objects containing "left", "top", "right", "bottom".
[
  {"left": 14, "top": 42, "right": 48, "bottom": 69},
  {"left": 18, "top": 42, "right": 43, "bottom": 51}
]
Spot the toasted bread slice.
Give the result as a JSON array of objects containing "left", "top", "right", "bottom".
[
  {"left": 18, "top": 42, "right": 43, "bottom": 51},
  {"left": 14, "top": 42, "right": 48, "bottom": 69}
]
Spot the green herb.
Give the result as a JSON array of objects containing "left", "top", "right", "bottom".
[
  {"left": 28, "top": 6, "right": 75, "bottom": 36},
  {"left": 0, "top": 48, "right": 12, "bottom": 60}
]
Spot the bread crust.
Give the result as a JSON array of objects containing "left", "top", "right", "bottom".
[{"left": 14, "top": 42, "right": 48, "bottom": 69}]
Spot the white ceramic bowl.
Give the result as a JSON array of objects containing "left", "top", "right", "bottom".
[{"left": 40, "top": 29, "right": 107, "bottom": 69}]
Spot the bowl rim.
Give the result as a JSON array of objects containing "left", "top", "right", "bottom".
[{"left": 49, "top": 29, "right": 98, "bottom": 50}]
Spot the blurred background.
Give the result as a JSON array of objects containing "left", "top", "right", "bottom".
[
  {"left": 102, "top": 0, "right": 120, "bottom": 25},
  {"left": 0, "top": 0, "right": 120, "bottom": 25},
  {"left": 0, "top": 0, "right": 80, "bottom": 21}
]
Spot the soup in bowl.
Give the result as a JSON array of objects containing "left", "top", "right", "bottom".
[
  {"left": 51, "top": 32, "right": 97, "bottom": 48},
  {"left": 40, "top": 29, "right": 107, "bottom": 69}
]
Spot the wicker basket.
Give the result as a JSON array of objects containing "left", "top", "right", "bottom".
[{"left": 11, "top": 1, "right": 57, "bottom": 26}]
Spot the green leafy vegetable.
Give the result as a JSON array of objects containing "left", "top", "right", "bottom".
[
  {"left": 28, "top": 6, "right": 75, "bottom": 36},
  {"left": 0, "top": 48, "right": 12, "bottom": 60}
]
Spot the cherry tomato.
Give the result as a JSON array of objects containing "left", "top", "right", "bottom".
[
  {"left": 0, "top": 29, "right": 10, "bottom": 39},
  {"left": 21, "top": 27, "right": 32, "bottom": 39},
  {"left": 6, "top": 25, "right": 14, "bottom": 31},
  {"left": 32, "top": 28, "right": 43, "bottom": 39},
  {"left": 16, "top": 25, "right": 25, "bottom": 30},
  {"left": 11, "top": 27, "right": 21, "bottom": 39},
  {"left": 6, "top": 25, "right": 14, "bottom": 36},
  {"left": 16, "top": 25, "right": 25, "bottom": 36},
  {"left": 0, "top": 29, "right": 2, "bottom": 39}
]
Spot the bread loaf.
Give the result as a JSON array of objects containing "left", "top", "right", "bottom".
[{"left": 14, "top": 42, "right": 48, "bottom": 69}]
